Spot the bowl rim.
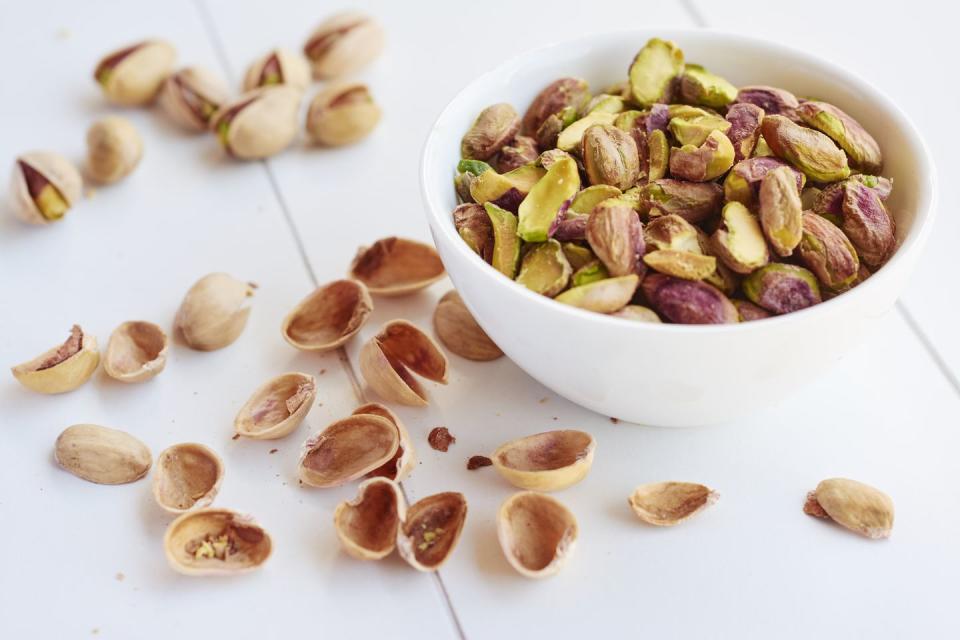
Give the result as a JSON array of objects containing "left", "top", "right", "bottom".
[{"left": 420, "top": 28, "right": 938, "bottom": 334}]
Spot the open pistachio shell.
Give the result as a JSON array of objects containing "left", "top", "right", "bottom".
[
  {"left": 10, "top": 152, "right": 83, "bottom": 224},
  {"left": 350, "top": 403, "right": 416, "bottom": 482},
  {"left": 498, "top": 491, "right": 578, "bottom": 579},
  {"left": 298, "top": 414, "right": 400, "bottom": 488},
  {"left": 303, "top": 11, "right": 385, "bottom": 79},
  {"left": 94, "top": 40, "right": 176, "bottom": 106},
  {"left": 175, "top": 273, "right": 255, "bottom": 351},
  {"left": 164, "top": 508, "right": 272, "bottom": 576},
  {"left": 333, "top": 477, "right": 405, "bottom": 560},
  {"left": 11, "top": 325, "right": 99, "bottom": 394},
  {"left": 234, "top": 372, "right": 316, "bottom": 440},
  {"left": 153, "top": 443, "right": 224, "bottom": 514},
  {"left": 804, "top": 477, "right": 894, "bottom": 539},
  {"left": 628, "top": 481, "right": 718, "bottom": 526},
  {"left": 349, "top": 237, "right": 445, "bottom": 296},
  {"left": 492, "top": 430, "right": 596, "bottom": 492},
  {"left": 433, "top": 290, "right": 503, "bottom": 362},
  {"left": 159, "top": 67, "right": 230, "bottom": 132},
  {"left": 243, "top": 48, "right": 311, "bottom": 91},
  {"left": 212, "top": 86, "right": 302, "bottom": 160},
  {"left": 103, "top": 321, "right": 168, "bottom": 383},
  {"left": 396, "top": 492, "right": 468, "bottom": 572},
  {"left": 555, "top": 275, "right": 638, "bottom": 313},
  {"left": 281, "top": 279, "right": 372, "bottom": 352},
  {"left": 359, "top": 320, "right": 448, "bottom": 407}
]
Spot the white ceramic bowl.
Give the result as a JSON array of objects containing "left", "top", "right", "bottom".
[{"left": 421, "top": 30, "right": 936, "bottom": 427}]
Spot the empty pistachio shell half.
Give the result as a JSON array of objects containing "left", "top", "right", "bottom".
[
  {"left": 152, "top": 443, "right": 224, "bottom": 514},
  {"left": 103, "top": 320, "right": 168, "bottom": 383},
  {"left": 306, "top": 82, "right": 381, "bottom": 146},
  {"left": 212, "top": 86, "right": 302, "bottom": 160},
  {"left": 243, "top": 48, "right": 311, "bottom": 91},
  {"left": 804, "top": 478, "right": 894, "bottom": 539},
  {"left": 298, "top": 414, "right": 400, "bottom": 488},
  {"left": 492, "top": 430, "right": 596, "bottom": 492},
  {"left": 164, "top": 508, "right": 272, "bottom": 576},
  {"left": 628, "top": 481, "right": 718, "bottom": 526},
  {"left": 333, "top": 477, "right": 405, "bottom": 560},
  {"left": 175, "top": 273, "right": 256, "bottom": 351},
  {"left": 159, "top": 67, "right": 230, "bottom": 132},
  {"left": 498, "top": 491, "right": 578, "bottom": 579},
  {"left": 433, "top": 290, "right": 503, "bottom": 361},
  {"left": 349, "top": 237, "right": 445, "bottom": 296},
  {"left": 303, "top": 11, "right": 385, "bottom": 79},
  {"left": 94, "top": 40, "right": 176, "bottom": 106},
  {"left": 86, "top": 116, "right": 143, "bottom": 184},
  {"left": 54, "top": 424, "right": 152, "bottom": 485},
  {"left": 11, "top": 325, "right": 99, "bottom": 394},
  {"left": 352, "top": 402, "right": 416, "bottom": 482},
  {"left": 234, "top": 372, "right": 316, "bottom": 440},
  {"left": 359, "top": 320, "right": 448, "bottom": 406},
  {"left": 10, "top": 151, "right": 83, "bottom": 224},
  {"left": 396, "top": 492, "right": 468, "bottom": 572},
  {"left": 281, "top": 279, "right": 373, "bottom": 352}
]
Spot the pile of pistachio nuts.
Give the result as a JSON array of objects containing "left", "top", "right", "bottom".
[{"left": 453, "top": 37, "right": 896, "bottom": 323}]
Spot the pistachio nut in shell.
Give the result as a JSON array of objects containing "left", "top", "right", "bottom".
[
  {"left": 723, "top": 156, "right": 804, "bottom": 209},
  {"left": 298, "top": 414, "right": 400, "bottom": 488},
  {"left": 103, "top": 320, "right": 168, "bottom": 383},
  {"left": 492, "top": 430, "right": 595, "bottom": 492},
  {"left": 174, "top": 273, "right": 255, "bottom": 351},
  {"left": 733, "top": 85, "right": 799, "bottom": 120},
  {"left": 349, "top": 237, "right": 445, "bottom": 296},
  {"left": 333, "top": 477, "right": 405, "bottom": 560},
  {"left": 159, "top": 67, "right": 230, "bottom": 132},
  {"left": 643, "top": 249, "right": 716, "bottom": 281},
  {"left": 841, "top": 181, "right": 896, "bottom": 268},
  {"left": 461, "top": 103, "right": 520, "bottom": 161},
  {"left": 669, "top": 129, "right": 735, "bottom": 182},
  {"left": 760, "top": 115, "right": 850, "bottom": 183},
  {"left": 54, "top": 424, "right": 152, "bottom": 485},
  {"left": 282, "top": 279, "right": 373, "bottom": 352},
  {"left": 359, "top": 320, "right": 448, "bottom": 407},
  {"left": 485, "top": 203, "right": 520, "bottom": 279},
  {"left": 212, "top": 86, "right": 301, "bottom": 160},
  {"left": 796, "top": 101, "right": 882, "bottom": 173},
  {"left": 94, "top": 40, "right": 176, "bottom": 106},
  {"left": 742, "top": 263, "right": 821, "bottom": 315},
  {"left": 678, "top": 64, "right": 736, "bottom": 108},
  {"left": 396, "top": 492, "right": 468, "bottom": 572},
  {"left": 517, "top": 156, "right": 580, "bottom": 243},
  {"left": 234, "top": 372, "right": 316, "bottom": 440},
  {"left": 804, "top": 478, "right": 894, "bottom": 539},
  {"left": 611, "top": 305, "right": 662, "bottom": 322},
  {"left": 641, "top": 274, "right": 738, "bottom": 324},
  {"left": 164, "top": 508, "right": 272, "bottom": 576},
  {"left": 556, "top": 274, "right": 639, "bottom": 314},
  {"left": 306, "top": 82, "right": 381, "bottom": 146},
  {"left": 86, "top": 116, "right": 143, "bottom": 184},
  {"left": 303, "top": 11, "right": 385, "bottom": 79},
  {"left": 243, "top": 48, "right": 311, "bottom": 91},
  {"left": 11, "top": 325, "right": 99, "bottom": 394},
  {"left": 725, "top": 103, "right": 764, "bottom": 163},
  {"left": 434, "top": 290, "right": 503, "bottom": 361},
  {"left": 10, "top": 152, "right": 83, "bottom": 224},
  {"left": 152, "top": 443, "right": 224, "bottom": 514},
  {"left": 517, "top": 239, "right": 573, "bottom": 297},
  {"left": 494, "top": 135, "right": 539, "bottom": 174},
  {"left": 637, "top": 179, "right": 723, "bottom": 225},
  {"left": 352, "top": 402, "right": 416, "bottom": 482},
  {"left": 628, "top": 37, "right": 684, "bottom": 106},
  {"left": 582, "top": 124, "right": 640, "bottom": 190},
  {"left": 498, "top": 491, "right": 578, "bottom": 579},
  {"left": 758, "top": 166, "right": 803, "bottom": 257},
  {"left": 710, "top": 201, "right": 770, "bottom": 274},
  {"left": 797, "top": 212, "right": 860, "bottom": 291},
  {"left": 628, "top": 482, "right": 718, "bottom": 526},
  {"left": 521, "top": 77, "right": 590, "bottom": 136}
]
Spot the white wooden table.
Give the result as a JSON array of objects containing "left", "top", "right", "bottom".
[{"left": 2, "top": 1, "right": 958, "bottom": 637}]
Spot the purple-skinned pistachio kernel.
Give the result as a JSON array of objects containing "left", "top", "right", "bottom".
[
  {"left": 724, "top": 157, "right": 805, "bottom": 207},
  {"left": 725, "top": 103, "right": 765, "bottom": 163},
  {"left": 645, "top": 103, "right": 670, "bottom": 134},
  {"left": 842, "top": 181, "right": 896, "bottom": 267},
  {"left": 586, "top": 201, "right": 645, "bottom": 277},
  {"left": 548, "top": 198, "right": 587, "bottom": 241},
  {"left": 521, "top": 78, "right": 590, "bottom": 136},
  {"left": 461, "top": 103, "right": 520, "bottom": 161},
  {"left": 797, "top": 212, "right": 860, "bottom": 291},
  {"left": 732, "top": 299, "right": 771, "bottom": 322},
  {"left": 641, "top": 273, "right": 738, "bottom": 324},
  {"left": 453, "top": 203, "right": 494, "bottom": 264},
  {"left": 637, "top": 179, "right": 724, "bottom": 224},
  {"left": 796, "top": 101, "right": 882, "bottom": 174},
  {"left": 852, "top": 174, "right": 893, "bottom": 200},
  {"left": 742, "top": 263, "right": 821, "bottom": 315},
  {"left": 734, "top": 85, "right": 800, "bottom": 121},
  {"left": 760, "top": 115, "right": 850, "bottom": 183},
  {"left": 493, "top": 135, "right": 539, "bottom": 174},
  {"left": 813, "top": 175, "right": 893, "bottom": 221},
  {"left": 669, "top": 130, "right": 735, "bottom": 182}
]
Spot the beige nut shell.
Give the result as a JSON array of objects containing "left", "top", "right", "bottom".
[
  {"left": 159, "top": 66, "right": 230, "bottom": 132},
  {"left": 11, "top": 325, "right": 99, "bottom": 394},
  {"left": 95, "top": 40, "right": 177, "bottom": 106},
  {"left": 396, "top": 491, "right": 467, "bottom": 572},
  {"left": 497, "top": 491, "right": 578, "bottom": 578},
  {"left": 492, "top": 430, "right": 596, "bottom": 492},
  {"left": 297, "top": 414, "right": 399, "bottom": 488},
  {"left": 234, "top": 372, "right": 316, "bottom": 440},
  {"left": 628, "top": 481, "right": 718, "bottom": 526},
  {"left": 333, "top": 477, "right": 405, "bottom": 560},
  {"left": 54, "top": 424, "right": 152, "bottom": 485},
  {"left": 213, "top": 86, "right": 302, "bottom": 160},
  {"left": 303, "top": 11, "right": 385, "bottom": 79},
  {"left": 359, "top": 320, "right": 448, "bottom": 407},
  {"left": 433, "top": 290, "right": 503, "bottom": 361},
  {"left": 306, "top": 82, "right": 381, "bottom": 146},
  {"left": 103, "top": 320, "right": 168, "bottom": 383},
  {"left": 352, "top": 402, "right": 416, "bottom": 482},
  {"left": 174, "top": 273, "right": 255, "bottom": 351},
  {"left": 349, "top": 237, "right": 446, "bottom": 296},
  {"left": 152, "top": 443, "right": 224, "bottom": 514},
  {"left": 164, "top": 508, "right": 272, "bottom": 576},
  {"left": 86, "top": 116, "right": 143, "bottom": 184},
  {"left": 243, "top": 48, "right": 311, "bottom": 91},
  {"left": 805, "top": 477, "right": 894, "bottom": 539},
  {"left": 10, "top": 151, "right": 83, "bottom": 225},
  {"left": 281, "top": 279, "right": 372, "bottom": 352}
]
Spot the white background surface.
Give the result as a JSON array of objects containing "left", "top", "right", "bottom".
[{"left": 1, "top": 1, "right": 957, "bottom": 638}]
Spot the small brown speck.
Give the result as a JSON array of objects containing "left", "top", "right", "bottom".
[
  {"left": 319, "top": 368, "right": 326, "bottom": 375},
  {"left": 269, "top": 448, "right": 278, "bottom": 454},
  {"left": 428, "top": 427, "right": 456, "bottom": 452},
  {"left": 538, "top": 397, "right": 549, "bottom": 404},
  {"left": 467, "top": 455, "right": 492, "bottom": 470},
  {"left": 231, "top": 434, "right": 240, "bottom": 441},
  {"left": 115, "top": 572, "right": 125, "bottom": 582},
  {"left": 610, "top": 417, "right": 619, "bottom": 424},
  {"left": 552, "top": 416, "right": 558, "bottom": 421}
]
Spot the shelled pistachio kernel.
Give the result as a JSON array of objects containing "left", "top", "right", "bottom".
[{"left": 306, "top": 82, "right": 381, "bottom": 146}]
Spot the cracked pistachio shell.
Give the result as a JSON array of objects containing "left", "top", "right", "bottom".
[
  {"left": 353, "top": 402, "right": 416, "bottom": 482},
  {"left": 484, "top": 203, "right": 520, "bottom": 279},
  {"left": 644, "top": 214, "right": 701, "bottom": 253},
  {"left": 611, "top": 305, "right": 661, "bottom": 322},
  {"left": 669, "top": 129, "right": 735, "bottom": 182},
  {"left": 647, "top": 128, "right": 669, "bottom": 182},
  {"left": 732, "top": 299, "right": 771, "bottom": 322},
  {"left": 462, "top": 103, "right": 520, "bottom": 161},
  {"left": 359, "top": 320, "right": 448, "bottom": 407},
  {"left": 582, "top": 124, "right": 640, "bottom": 190},
  {"left": 742, "top": 263, "right": 821, "bottom": 314},
  {"left": 678, "top": 64, "right": 737, "bottom": 108},
  {"left": 86, "top": 117, "right": 142, "bottom": 184},
  {"left": 334, "top": 477, "right": 404, "bottom": 560},
  {"left": 723, "top": 156, "right": 804, "bottom": 208},
  {"left": 760, "top": 115, "right": 850, "bottom": 182},
  {"left": 556, "top": 112, "right": 618, "bottom": 153},
  {"left": 586, "top": 201, "right": 644, "bottom": 277},
  {"left": 498, "top": 491, "right": 578, "bottom": 579},
  {"left": 492, "top": 430, "right": 595, "bottom": 491},
  {"left": 517, "top": 239, "right": 572, "bottom": 297},
  {"left": 842, "top": 181, "right": 896, "bottom": 268},
  {"left": 349, "top": 237, "right": 445, "bottom": 296},
  {"left": 54, "top": 424, "right": 152, "bottom": 485},
  {"left": 433, "top": 290, "right": 503, "bottom": 361},
  {"left": 234, "top": 372, "right": 316, "bottom": 440},
  {"left": 213, "top": 86, "right": 301, "bottom": 159},
  {"left": 643, "top": 249, "right": 716, "bottom": 281},
  {"left": 303, "top": 11, "right": 385, "bottom": 79},
  {"left": 175, "top": 273, "right": 255, "bottom": 351},
  {"left": 571, "top": 260, "right": 609, "bottom": 287},
  {"left": 798, "top": 212, "right": 860, "bottom": 291},
  {"left": 804, "top": 478, "right": 894, "bottom": 539},
  {"left": 306, "top": 82, "right": 381, "bottom": 146},
  {"left": 11, "top": 325, "right": 99, "bottom": 394},
  {"left": 710, "top": 202, "right": 769, "bottom": 274},
  {"left": 396, "top": 492, "right": 468, "bottom": 572},
  {"left": 759, "top": 166, "right": 803, "bottom": 257},
  {"left": 628, "top": 482, "right": 718, "bottom": 526},
  {"left": 668, "top": 110, "right": 731, "bottom": 147},
  {"left": 282, "top": 279, "right": 373, "bottom": 352},
  {"left": 641, "top": 273, "right": 738, "bottom": 324},
  {"left": 637, "top": 179, "right": 723, "bottom": 224},
  {"left": 734, "top": 85, "right": 799, "bottom": 120},
  {"left": 570, "top": 185, "right": 622, "bottom": 214},
  {"left": 555, "top": 274, "right": 638, "bottom": 313},
  {"left": 94, "top": 40, "right": 176, "bottom": 106},
  {"left": 796, "top": 101, "right": 882, "bottom": 174},
  {"left": 298, "top": 414, "right": 400, "bottom": 487},
  {"left": 164, "top": 508, "right": 272, "bottom": 576},
  {"left": 153, "top": 443, "right": 224, "bottom": 514},
  {"left": 159, "top": 67, "right": 230, "bottom": 132},
  {"left": 494, "top": 135, "right": 539, "bottom": 174},
  {"left": 103, "top": 321, "right": 168, "bottom": 383},
  {"left": 561, "top": 242, "right": 596, "bottom": 271},
  {"left": 725, "top": 103, "right": 764, "bottom": 163},
  {"left": 521, "top": 77, "right": 590, "bottom": 136},
  {"left": 243, "top": 48, "right": 310, "bottom": 91},
  {"left": 518, "top": 157, "right": 580, "bottom": 242},
  {"left": 628, "top": 38, "right": 684, "bottom": 106},
  {"left": 10, "top": 152, "right": 83, "bottom": 224},
  {"left": 454, "top": 203, "right": 495, "bottom": 262},
  {"left": 470, "top": 164, "right": 545, "bottom": 210}
]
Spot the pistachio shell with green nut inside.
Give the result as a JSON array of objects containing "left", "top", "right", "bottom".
[
  {"left": 742, "top": 263, "right": 821, "bottom": 314},
  {"left": 678, "top": 64, "right": 737, "bottom": 108},
  {"left": 646, "top": 129, "right": 669, "bottom": 181},
  {"left": 841, "top": 181, "right": 896, "bottom": 268},
  {"left": 668, "top": 111, "right": 731, "bottom": 147},
  {"left": 669, "top": 129, "right": 735, "bottom": 182},
  {"left": 306, "top": 83, "right": 381, "bottom": 147},
  {"left": 641, "top": 274, "right": 738, "bottom": 324},
  {"left": 556, "top": 112, "right": 618, "bottom": 153},
  {"left": 10, "top": 152, "right": 83, "bottom": 224},
  {"left": 522, "top": 78, "right": 590, "bottom": 136},
  {"left": 484, "top": 203, "right": 520, "bottom": 279},
  {"left": 453, "top": 203, "right": 494, "bottom": 263},
  {"left": 797, "top": 212, "right": 860, "bottom": 291},
  {"left": 461, "top": 103, "right": 521, "bottom": 161},
  {"left": 94, "top": 40, "right": 176, "bottom": 106},
  {"left": 556, "top": 275, "right": 639, "bottom": 313},
  {"left": 586, "top": 201, "right": 644, "bottom": 277},
  {"left": 243, "top": 48, "right": 311, "bottom": 91},
  {"left": 494, "top": 136, "right": 539, "bottom": 174},
  {"left": 582, "top": 125, "right": 640, "bottom": 190},
  {"left": 518, "top": 157, "right": 580, "bottom": 242},
  {"left": 571, "top": 260, "right": 609, "bottom": 287},
  {"left": 760, "top": 115, "right": 850, "bottom": 183},
  {"left": 302, "top": 11, "right": 385, "bottom": 79},
  {"left": 637, "top": 179, "right": 723, "bottom": 224},
  {"left": 213, "top": 86, "right": 301, "bottom": 159},
  {"left": 725, "top": 103, "right": 764, "bottom": 163},
  {"left": 643, "top": 250, "right": 716, "bottom": 281},
  {"left": 723, "top": 157, "right": 805, "bottom": 208},
  {"left": 628, "top": 38, "right": 684, "bottom": 106},
  {"left": 758, "top": 166, "right": 803, "bottom": 257},
  {"left": 796, "top": 101, "right": 882, "bottom": 174},
  {"left": 159, "top": 67, "right": 230, "bottom": 132},
  {"left": 516, "top": 240, "right": 572, "bottom": 297}
]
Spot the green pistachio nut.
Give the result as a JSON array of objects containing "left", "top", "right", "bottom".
[
  {"left": 643, "top": 214, "right": 701, "bottom": 253},
  {"left": 668, "top": 112, "right": 732, "bottom": 147},
  {"left": 483, "top": 203, "right": 520, "bottom": 279},
  {"left": 725, "top": 103, "right": 765, "bottom": 162},
  {"left": 641, "top": 273, "right": 738, "bottom": 324},
  {"left": 517, "top": 157, "right": 580, "bottom": 242},
  {"left": 516, "top": 239, "right": 572, "bottom": 297},
  {"left": 583, "top": 93, "right": 625, "bottom": 116},
  {"left": 556, "top": 274, "right": 639, "bottom": 313},
  {"left": 668, "top": 129, "right": 735, "bottom": 182},
  {"left": 695, "top": 228, "right": 740, "bottom": 295},
  {"left": 628, "top": 38, "right": 684, "bottom": 106},
  {"left": 758, "top": 166, "right": 803, "bottom": 257},
  {"left": 637, "top": 179, "right": 723, "bottom": 224},
  {"left": 470, "top": 164, "right": 546, "bottom": 210},
  {"left": 752, "top": 135, "right": 773, "bottom": 157},
  {"left": 796, "top": 101, "right": 882, "bottom": 174},
  {"left": 570, "top": 185, "right": 622, "bottom": 214},
  {"left": 614, "top": 110, "right": 644, "bottom": 133},
  {"left": 611, "top": 305, "right": 661, "bottom": 322},
  {"left": 742, "top": 263, "right": 821, "bottom": 314},
  {"left": 453, "top": 203, "right": 494, "bottom": 263},
  {"left": 643, "top": 249, "right": 716, "bottom": 281},
  {"left": 556, "top": 112, "right": 618, "bottom": 153},
  {"left": 841, "top": 181, "right": 896, "bottom": 267},
  {"left": 582, "top": 124, "right": 640, "bottom": 190},
  {"left": 561, "top": 242, "right": 596, "bottom": 271},
  {"left": 760, "top": 115, "right": 850, "bottom": 182},
  {"left": 723, "top": 157, "right": 805, "bottom": 208},
  {"left": 709, "top": 201, "right": 770, "bottom": 274},
  {"left": 678, "top": 64, "right": 737, "bottom": 108},
  {"left": 535, "top": 105, "right": 578, "bottom": 149},
  {"left": 797, "top": 212, "right": 860, "bottom": 291},
  {"left": 522, "top": 78, "right": 590, "bottom": 136},
  {"left": 585, "top": 201, "right": 644, "bottom": 276},
  {"left": 646, "top": 129, "right": 669, "bottom": 182},
  {"left": 461, "top": 103, "right": 520, "bottom": 160},
  {"left": 571, "top": 260, "right": 610, "bottom": 287}
]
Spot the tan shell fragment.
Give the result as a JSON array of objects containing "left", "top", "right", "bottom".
[
  {"left": 153, "top": 443, "right": 224, "bottom": 514},
  {"left": 493, "top": 430, "right": 596, "bottom": 492},
  {"left": 433, "top": 290, "right": 503, "bottom": 361},
  {"left": 164, "top": 508, "right": 272, "bottom": 576},
  {"left": 628, "top": 481, "right": 718, "bottom": 526},
  {"left": 243, "top": 48, "right": 311, "bottom": 91},
  {"left": 11, "top": 325, "right": 99, "bottom": 394},
  {"left": 498, "top": 491, "right": 578, "bottom": 579},
  {"left": 333, "top": 477, "right": 405, "bottom": 560},
  {"left": 175, "top": 273, "right": 256, "bottom": 351},
  {"left": 804, "top": 478, "right": 894, "bottom": 539},
  {"left": 352, "top": 402, "right": 416, "bottom": 482},
  {"left": 10, "top": 151, "right": 83, "bottom": 225},
  {"left": 103, "top": 321, "right": 168, "bottom": 383},
  {"left": 159, "top": 66, "right": 230, "bottom": 132},
  {"left": 234, "top": 372, "right": 316, "bottom": 440},
  {"left": 303, "top": 11, "right": 385, "bottom": 79},
  {"left": 349, "top": 237, "right": 446, "bottom": 296},
  {"left": 281, "top": 279, "right": 372, "bottom": 352},
  {"left": 359, "top": 320, "right": 448, "bottom": 407},
  {"left": 396, "top": 492, "right": 468, "bottom": 572},
  {"left": 54, "top": 424, "right": 152, "bottom": 485},
  {"left": 297, "top": 414, "right": 399, "bottom": 488}
]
